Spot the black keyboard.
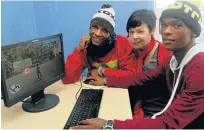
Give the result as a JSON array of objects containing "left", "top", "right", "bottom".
[{"left": 63, "top": 89, "right": 103, "bottom": 129}]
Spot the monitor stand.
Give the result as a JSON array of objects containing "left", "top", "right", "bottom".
[{"left": 22, "top": 89, "right": 59, "bottom": 112}]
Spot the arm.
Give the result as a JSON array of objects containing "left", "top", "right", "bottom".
[
  {"left": 107, "top": 58, "right": 167, "bottom": 88},
  {"left": 70, "top": 55, "right": 204, "bottom": 129},
  {"left": 114, "top": 59, "right": 204, "bottom": 129},
  {"left": 61, "top": 48, "right": 86, "bottom": 84}
]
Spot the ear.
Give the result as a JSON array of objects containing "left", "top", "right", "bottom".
[
  {"left": 191, "top": 32, "right": 196, "bottom": 38},
  {"left": 150, "top": 25, "right": 156, "bottom": 35}
]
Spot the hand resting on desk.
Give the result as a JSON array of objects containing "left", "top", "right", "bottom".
[
  {"left": 71, "top": 118, "right": 107, "bottom": 129},
  {"left": 85, "top": 75, "right": 105, "bottom": 86},
  {"left": 83, "top": 79, "right": 95, "bottom": 84}
]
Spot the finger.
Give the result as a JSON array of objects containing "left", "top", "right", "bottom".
[
  {"left": 80, "top": 119, "right": 90, "bottom": 124},
  {"left": 81, "top": 118, "right": 98, "bottom": 124},
  {"left": 70, "top": 125, "right": 91, "bottom": 129},
  {"left": 84, "top": 40, "right": 90, "bottom": 48},
  {"left": 82, "top": 35, "right": 90, "bottom": 39},
  {"left": 86, "top": 76, "right": 94, "bottom": 79},
  {"left": 81, "top": 36, "right": 91, "bottom": 44},
  {"left": 84, "top": 35, "right": 91, "bottom": 39},
  {"left": 85, "top": 118, "right": 99, "bottom": 122},
  {"left": 83, "top": 36, "right": 91, "bottom": 41}
]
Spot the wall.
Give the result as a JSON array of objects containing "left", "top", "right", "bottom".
[
  {"left": 1, "top": 2, "right": 38, "bottom": 45},
  {"left": 1, "top": 1, "right": 154, "bottom": 58}
]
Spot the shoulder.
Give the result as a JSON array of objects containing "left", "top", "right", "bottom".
[
  {"left": 115, "top": 35, "right": 129, "bottom": 44},
  {"left": 114, "top": 35, "right": 133, "bottom": 53},
  {"left": 184, "top": 53, "right": 204, "bottom": 88},
  {"left": 116, "top": 35, "right": 128, "bottom": 40},
  {"left": 194, "top": 52, "right": 204, "bottom": 58},
  {"left": 189, "top": 52, "right": 204, "bottom": 65},
  {"left": 184, "top": 52, "right": 204, "bottom": 75},
  {"left": 115, "top": 35, "right": 131, "bottom": 48}
]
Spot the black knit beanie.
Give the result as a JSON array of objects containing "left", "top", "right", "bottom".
[{"left": 160, "top": 1, "right": 202, "bottom": 37}]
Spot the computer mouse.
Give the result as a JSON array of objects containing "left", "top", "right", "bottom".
[{"left": 83, "top": 79, "right": 95, "bottom": 84}]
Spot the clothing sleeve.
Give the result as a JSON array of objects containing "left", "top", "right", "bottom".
[
  {"left": 61, "top": 48, "right": 86, "bottom": 84},
  {"left": 114, "top": 59, "right": 204, "bottom": 129},
  {"left": 103, "top": 37, "right": 137, "bottom": 87},
  {"left": 106, "top": 59, "right": 166, "bottom": 88}
]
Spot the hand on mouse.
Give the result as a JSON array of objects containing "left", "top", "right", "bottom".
[
  {"left": 86, "top": 75, "right": 105, "bottom": 86},
  {"left": 83, "top": 79, "right": 95, "bottom": 84}
]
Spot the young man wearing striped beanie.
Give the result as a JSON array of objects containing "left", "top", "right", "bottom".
[{"left": 62, "top": 4, "right": 137, "bottom": 86}]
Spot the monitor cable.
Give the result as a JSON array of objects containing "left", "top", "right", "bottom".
[
  {"left": 75, "top": 76, "right": 83, "bottom": 100},
  {"left": 74, "top": 75, "right": 106, "bottom": 100}
]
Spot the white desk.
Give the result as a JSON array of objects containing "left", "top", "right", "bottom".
[{"left": 1, "top": 81, "right": 132, "bottom": 129}]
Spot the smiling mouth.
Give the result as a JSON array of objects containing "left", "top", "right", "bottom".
[
  {"left": 132, "top": 41, "right": 141, "bottom": 44},
  {"left": 92, "top": 37, "right": 103, "bottom": 45},
  {"left": 92, "top": 36, "right": 102, "bottom": 41},
  {"left": 163, "top": 38, "right": 175, "bottom": 42}
]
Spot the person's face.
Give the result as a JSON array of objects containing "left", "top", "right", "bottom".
[
  {"left": 160, "top": 18, "right": 193, "bottom": 52},
  {"left": 89, "top": 25, "right": 111, "bottom": 46},
  {"left": 128, "top": 23, "right": 154, "bottom": 50}
]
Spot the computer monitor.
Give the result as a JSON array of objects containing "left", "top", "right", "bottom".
[{"left": 1, "top": 33, "right": 65, "bottom": 112}]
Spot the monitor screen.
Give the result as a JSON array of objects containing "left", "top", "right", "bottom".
[{"left": 1, "top": 33, "right": 65, "bottom": 112}]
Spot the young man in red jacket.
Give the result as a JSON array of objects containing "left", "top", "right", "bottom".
[
  {"left": 71, "top": 1, "right": 204, "bottom": 129},
  {"left": 62, "top": 4, "right": 137, "bottom": 86}
]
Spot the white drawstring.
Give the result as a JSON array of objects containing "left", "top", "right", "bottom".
[{"left": 151, "top": 67, "right": 183, "bottom": 119}]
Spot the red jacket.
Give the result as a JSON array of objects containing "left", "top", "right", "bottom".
[
  {"left": 157, "top": 43, "right": 171, "bottom": 66},
  {"left": 61, "top": 35, "right": 137, "bottom": 84},
  {"left": 109, "top": 53, "right": 204, "bottom": 129}
]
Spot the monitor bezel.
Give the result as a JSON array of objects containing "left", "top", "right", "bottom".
[{"left": 1, "top": 33, "right": 65, "bottom": 107}]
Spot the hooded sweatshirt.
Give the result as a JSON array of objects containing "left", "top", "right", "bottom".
[{"left": 109, "top": 44, "right": 204, "bottom": 129}]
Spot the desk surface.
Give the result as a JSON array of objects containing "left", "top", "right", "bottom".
[{"left": 1, "top": 81, "right": 132, "bottom": 129}]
